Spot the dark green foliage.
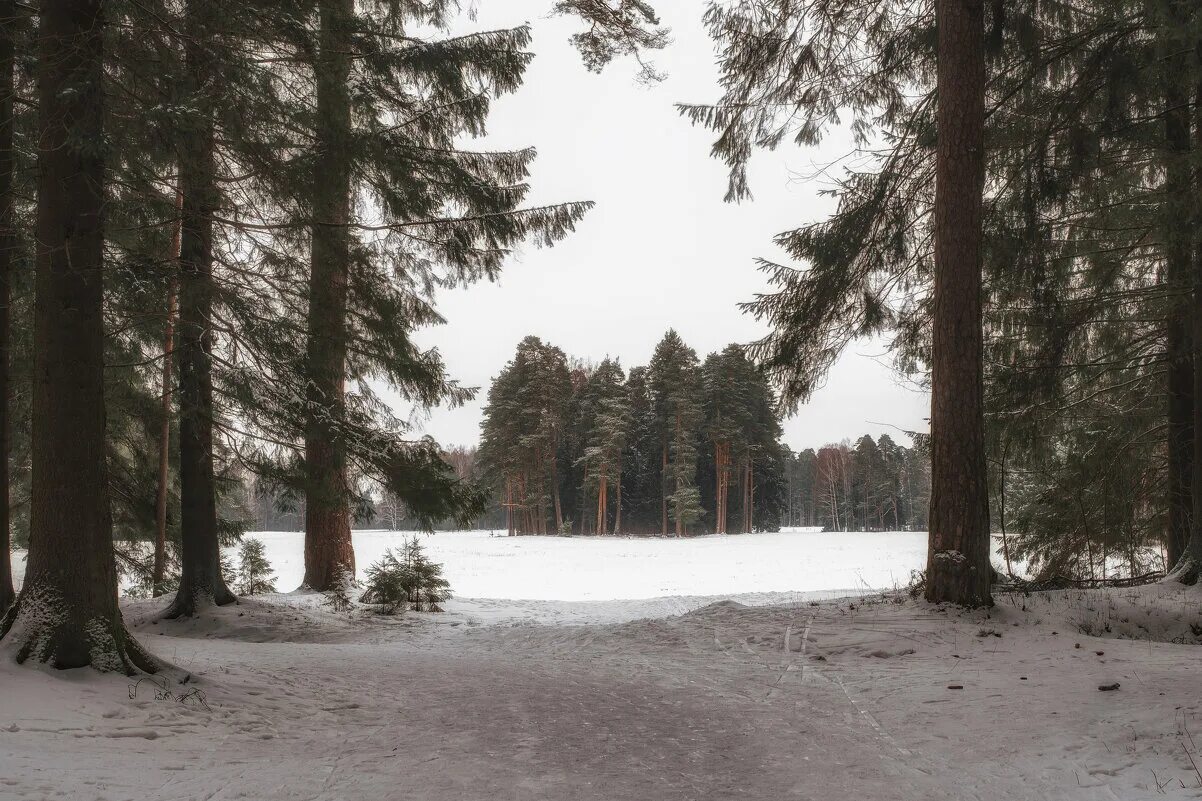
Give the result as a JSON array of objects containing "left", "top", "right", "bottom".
[
  {"left": 481, "top": 332, "right": 790, "bottom": 536},
  {"left": 359, "top": 538, "right": 451, "bottom": 614},
  {"left": 553, "top": 0, "right": 671, "bottom": 83},
  {"left": 236, "top": 539, "right": 277, "bottom": 596},
  {"left": 681, "top": 0, "right": 1202, "bottom": 577}
]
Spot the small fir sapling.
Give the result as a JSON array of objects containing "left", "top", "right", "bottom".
[
  {"left": 401, "top": 537, "right": 452, "bottom": 612},
  {"left": 360, "top": 550, "right": 409, "bottom": 614},
  {"left": 236, "top": 538, "right": 277, "bottom": 595},
  {"left": 359, "top": 537, "right": 452, "bottom": 614},
  {"left": 324, "top": 566, "right": 356, "bottom": 612}
]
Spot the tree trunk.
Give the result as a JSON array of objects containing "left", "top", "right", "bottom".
[
  {"left": 0, "top": 0, "right": 13, "bottom": 613},
  {"left": 596, "top": 474, "right": 606, "bottom": 535},
  {"left": 614, "top": 463, "right": 622, "bottom": 535},
  {"left": 152, "top": 192, "right": 184, "bottom": 598},
  {"left": 746, "top": 457, "right": 754, "bottom": 534},
  {"left": 661, "top": 438, "right": 668, "bottom": 535},
  {"left": 164, "top": 1, "right": 236, "bottom": 618},
  {"left": 925, "top": 0, "right": 993, "bottom": 607},
  {"left": 550, "top": 446, "right": 563, "bottom": 534},
  {"left": 0, "top": 0, "right": 155, "bottom": 671},
  {"left": 1165, "top": 25, "right": 1194, "bottom": 573},
  {"left": 303, "top": 0, "right": 356, "bottom": 591}
]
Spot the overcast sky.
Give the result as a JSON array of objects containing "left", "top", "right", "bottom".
[{"left": 406, "top": 0, "right": 930, "bottom": 452}]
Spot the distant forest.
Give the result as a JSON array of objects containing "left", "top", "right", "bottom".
[
  {"left": 237, "top": 331, "right": 931, "bottom": 537},
  {"left": 227, "top": 331, "right": 930, "bottom": 537}
]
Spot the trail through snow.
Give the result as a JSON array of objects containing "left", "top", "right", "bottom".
[{"left": 2, "top": 532, "right": 1201, "bottom": 800}]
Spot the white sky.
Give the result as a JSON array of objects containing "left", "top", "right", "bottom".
[{"left": 406, "top": 0, "right": 930, "bottom": 452}]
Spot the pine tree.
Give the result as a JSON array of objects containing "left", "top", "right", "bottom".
[
  {"left": 648, "top": 331, "right": 703, "bottom": 535},
  {"left": 578, "top": 359, "right": 630, "bottom": 535}
]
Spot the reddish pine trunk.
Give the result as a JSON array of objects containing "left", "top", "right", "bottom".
[
  {"left": 925, "top": 0, "right": 993, "bottom": 607},
  {"left": 152, "top": 192, "right": 184, "bottom": 598},
  {"left": 165, "top": 0, "right": 236, "bottom": 618},
  {"left": 303, "top": 0, "right": 356, "bottom": 590},
  {"left": 0, "top": 0, "right": 155, "bottom": 671},
  {"left": 0, "top": 0, "right": 13, "bottom": 613}
]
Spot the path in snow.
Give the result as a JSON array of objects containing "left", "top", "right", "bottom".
[{"left": 4, "top": 583, "right": 1202, "bottom": 800}]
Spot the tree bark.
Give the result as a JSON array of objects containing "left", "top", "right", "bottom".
[
  {"left": 550, "top": 445, "right": 563, "bottom": 534},
  {"left": 925, "top": 0, "right": 993, "bottom": 607},
  {"left": 0, "top": 0, "right": 14, "bottom": 614},
  {"left": 303, "top": 0, "right": 356, "bottom": 591},
  {"left": 614, "top": 463, "right": 622, "bottom": 535},
  {"left": 661, "top": 438, "right": 668, "bottom": 535},
  {"left": 164, "top": 0, "right": 236, "bottom": 618},
  {"left": 152, "top": 192, "right": 184, "bottom": 598},
  {"left": 0, "top": 0, "right": 156, "bottom": 671}
]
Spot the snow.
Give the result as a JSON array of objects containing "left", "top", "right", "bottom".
[
  {"left": 250, "top": 527, "right": 934, "bottom": 601},
  {"left": 4, "top": 532, "right": 1202, "bottom": 800}
]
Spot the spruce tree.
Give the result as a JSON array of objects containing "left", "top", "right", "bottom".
[
  {"left": 293, "top": 7, "right": 589, "bottom": 584},
  {"left": 165, "top": 0, "right": 238, "bottom": 618},
  {"left": 0, "top": 0, "right": 155, "bottom": 671},
  {"left": 236, "top": 538, "right": 277, "bottom": 596}
]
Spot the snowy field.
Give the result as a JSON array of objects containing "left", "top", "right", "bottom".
[
  {"left": 5, "top": 532, "right": 1202, "bottom": 800},
  {"left": 248, "top": 527, "right": 933, "bottom": 601}
]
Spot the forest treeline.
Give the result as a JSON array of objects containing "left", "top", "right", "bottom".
[
  {"left": 467, "top": 332, "right": 931, "bottom": 537},
  {"left": 478, "top": 332, "right": 786, "bottom": 536}
]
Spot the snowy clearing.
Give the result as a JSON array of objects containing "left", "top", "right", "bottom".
[{"left": 4, "top": 533, "right": 1202, "bottom": 800}]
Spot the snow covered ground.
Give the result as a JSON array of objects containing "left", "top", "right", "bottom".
[
  {"left": 4, "top": 532, "right": 1202, "bottom": 800},
  {"left": 248, "top": 527, "right": 935, "bottom": 602}
]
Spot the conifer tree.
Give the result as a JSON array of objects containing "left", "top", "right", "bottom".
[
  {"left": 293, "top": 7, "right": 589, "bottom": 585},
  {"left": 648, "top": 330, "right": 703, "bottom": 535},
  {"left": 236, "top": 538, "right": 277, "bottom": 596},
  {"left": 165, "top": 0, "right": 237, "bottom": 618},
  {"left": 0, "top": 0, "right": 156, "bottom": 671},
  {"left": 578, "top": 358, "right": 630, "bottom": 535}
]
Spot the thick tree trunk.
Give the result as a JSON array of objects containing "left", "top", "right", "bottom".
[
  {"left": 0, "top": 0, "right": 14, "bottom": 614},
  {"left": 925, "top": 0, "right": 993, "bottom": 607},
  {"left": 165, "top": 1, "right": 236, "bottom": 618},
  {"left": 152, "top": 193, "right": 184, "bottom": 598},
  {"left": 303, "top": 0, "right": 356, "bottom": 591},
  {"left": 0, "top": 0, "right": 155, "bottom": 671},
  {"left": 1165, "top": 29, "right": 1195, "bottom": 573}
]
